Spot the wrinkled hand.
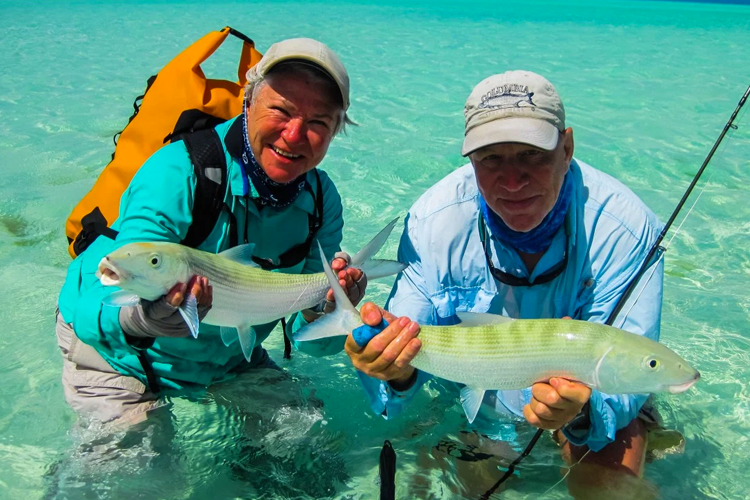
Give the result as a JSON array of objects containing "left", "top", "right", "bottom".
[
  {"left": 303, "top": 252, "right": 367, "bottom": 322},
  {"left": 164, "top": 276, "right": 213, "bottom": 309},
  {"left": 120, "top": 276, "right": 213, "bottom": 338},
  {"left": 344, "top": 302, "right": 422, "bottom": 388},
  {"left": 523, "top": 378, "right": 592, "bottom": 430}
]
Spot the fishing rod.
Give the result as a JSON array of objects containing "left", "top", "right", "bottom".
[{"left": 478, "top": 84, "right": 750, "bottom": 500}]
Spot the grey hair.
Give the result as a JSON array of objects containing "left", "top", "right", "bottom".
[{"left": 244, "top": 61, "right": 355, "bottom": 136}]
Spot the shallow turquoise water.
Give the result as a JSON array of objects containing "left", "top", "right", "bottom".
[{"left": 1, "top": 0, "right": 749, "bottom": 498}]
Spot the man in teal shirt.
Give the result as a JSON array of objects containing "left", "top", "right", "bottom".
[
  {"left": 57, "top": 38, "right": 365, "bottom": 425},
  {"left": 347, "top": 71, "right": 664, "bottom": 483}
]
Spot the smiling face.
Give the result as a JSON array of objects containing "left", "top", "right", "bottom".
[
  {"left": 470, "top": 128, "right": 574, "bottom": 232},
  {"left": 245, "top": 69, "right": 342, "bottom": 184}
]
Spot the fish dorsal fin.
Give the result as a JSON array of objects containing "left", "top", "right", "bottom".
[
  {"left": 219, "top": 244, "right": 258, "bottom": 267},
  {"left": 350, "top": 217, "right": 399, "bottom": 268},
  {"left": 220, "top": 326, "right": 237, "bottom": 346},
  {"left": 237, "top": 324, "right": 257, "bottom": 361},
  {"left": 456, "top": 312, "right": 515, "bottom": 327},
  {"left": 460, "top": 386, "right": 486, "bottom": 424},
  {"left": 102, "top": 290, "right": 141, "bottom": 307}
]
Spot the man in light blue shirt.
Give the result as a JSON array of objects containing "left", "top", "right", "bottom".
[{"left": 346, "top": 71, "right": 663, "bottom": 478}]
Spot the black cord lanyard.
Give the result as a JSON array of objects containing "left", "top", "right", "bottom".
[{"left": 478, "top": 213, "right": 569, "bottom": 287}]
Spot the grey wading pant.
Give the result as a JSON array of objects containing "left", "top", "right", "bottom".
[
  {"left": 56, "top": 311, "right": 165, "bottom": 426},
  {"left": 56, "top": 312, "right": 281, "bottom": 425}
]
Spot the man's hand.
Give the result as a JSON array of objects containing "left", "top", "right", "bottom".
[
  {"left": 303, "top": 252, "right": 367, "bottom": 322},
  {"left": 344, "top": 302, "right": 421, "bottom": 388},
  {"left": 523, "top": 377, "right": 592, "bottom": 430}
]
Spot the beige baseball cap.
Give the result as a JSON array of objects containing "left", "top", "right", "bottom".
[
  {"left": 462, "top": 70, "right": 565, "bottom": 156},
  {"left": 248, "top": 38, "right": 350, "bottom": 110}
]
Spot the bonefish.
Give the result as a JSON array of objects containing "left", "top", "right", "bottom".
[
  {"left": 98, "top": 218, "right": 406, "bottom": 361},
  {"left": 294, "top": 243, "right": 700, "bottom": 423}
]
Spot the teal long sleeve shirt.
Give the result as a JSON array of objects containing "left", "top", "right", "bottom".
[{"left": 58, "top": 117, "right": 345, "bottom": 394}]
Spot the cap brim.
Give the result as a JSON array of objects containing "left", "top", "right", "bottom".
[{"left": 462, "top": 117, "right": 560, "bottom": 156}]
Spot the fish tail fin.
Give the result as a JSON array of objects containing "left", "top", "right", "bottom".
[
  {"left": 349, "top": 217, "right": 407, "bottom": 279},
  {"left": 294, "top": 242, "right": 364, "bottom": 342}
]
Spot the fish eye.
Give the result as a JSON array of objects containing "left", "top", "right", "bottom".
[
  {"left": 149, "top": 253, "right": 161, "bottom": 268},
  {"left": 646, "top": 358, "right": 660, "bottom": 370}
]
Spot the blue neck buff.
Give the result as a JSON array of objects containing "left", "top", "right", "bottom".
[
  {"left": 240, "top": 97, "right": 307, "bottom": 209},
  {"left": 480, "top": 170, "right": 574, "bottom": 254}
]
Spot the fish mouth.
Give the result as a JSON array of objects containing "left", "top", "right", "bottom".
[
  {"left": 667, "top": 371, "right": 701, "bottom": 394},
  {"left": 97, "top": 257, "right": 126, "bottom": 286}
]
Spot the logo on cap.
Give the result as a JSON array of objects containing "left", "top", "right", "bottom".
[{"left": 478, "top": 84, "right": 536, "bottom": 111}]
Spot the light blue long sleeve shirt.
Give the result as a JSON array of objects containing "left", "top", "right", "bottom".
[{"left": 358, "top": 159, "right": 664, "bottom": 452}]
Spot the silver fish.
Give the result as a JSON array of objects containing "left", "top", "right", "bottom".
[
  {"left": 98, "top": 218, "right": 406, "bottom": 360},
  {"left": 294, "top": 243, "right": 700, "bottom": 422}
]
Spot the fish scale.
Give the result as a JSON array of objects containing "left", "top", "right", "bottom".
[
  {"left": 412, "top": 320, "right": 610, "bottom": 390},
  {"left": 186, "top": 248, "right": 330, "bottom": 326}
]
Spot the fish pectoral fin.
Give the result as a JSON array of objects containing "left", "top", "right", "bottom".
[
  {"left": 237, "top": 324, "right": 257, "bottom": 362},
  {"left": 102, "top": 290, "right": 141, "bottom": 307},
  {"left": 460, "top": 386, "right": 487, "bottom": 424},
  {"left": 219, "top": 244, "right": 259, "bottom": 267},
  {"left": 220, "top": 326, "right": 238, "bottom": 346},
  {"left": 456, "top": 312, "right": 515, "bottom": 327},
  {"left": 178, "top": 293, "right": 200, "bottom": 339}
]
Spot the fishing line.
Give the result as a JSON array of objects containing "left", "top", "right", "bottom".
[
  {"left": 618, "top": 170, "right": 717, "bottom": 324},
  {"left": 617, "top": 101, "right": 744, "bottom": 324},
  {"left": 478, "top": 84, "right": 750, "bottom": 499},
  {"left": 537, "top": 449, "right": 592, "bottom": 499},
  {"left": 607, "top": 85, "right": 750, "bottom": 323}
]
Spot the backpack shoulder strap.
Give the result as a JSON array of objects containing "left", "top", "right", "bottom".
[
  {"left": 309, "top": 168, "right": 324, "bottom": 236},
  {"left": 181, "top": 128, "right": 228, "bottom": 248}
]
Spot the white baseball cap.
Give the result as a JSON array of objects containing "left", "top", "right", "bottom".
[
  {"left": 248, "top": 38, "right": 350, "bottom": 110},
  {"left": 462, "top": 70, "right": 565, "bottom": 156}
]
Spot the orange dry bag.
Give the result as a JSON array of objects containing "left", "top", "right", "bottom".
[{"left": 65, "top": 27, "right": 263, "bottom": 258}]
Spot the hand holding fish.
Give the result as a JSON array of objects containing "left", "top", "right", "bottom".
[
  {"left": 344, "top": 302, "right": 422, "bottom": 387},
  {"left": 165, "top": 275, "right": 213, "bottom": 309},
  {"left": 523, "top": 377, "right": 592, "bottom": 430},
  {"left": 302, "top": 253, "right": 367, "bottom": 322},
  {"left": 119, "top": 275, "right": 213, "bottom": 338},
  {"left": 326, "top": 253, "right": 367, "bottom": 307},
  {"left": 522, "top": 316, "right": 591, "bottom": 430}
]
